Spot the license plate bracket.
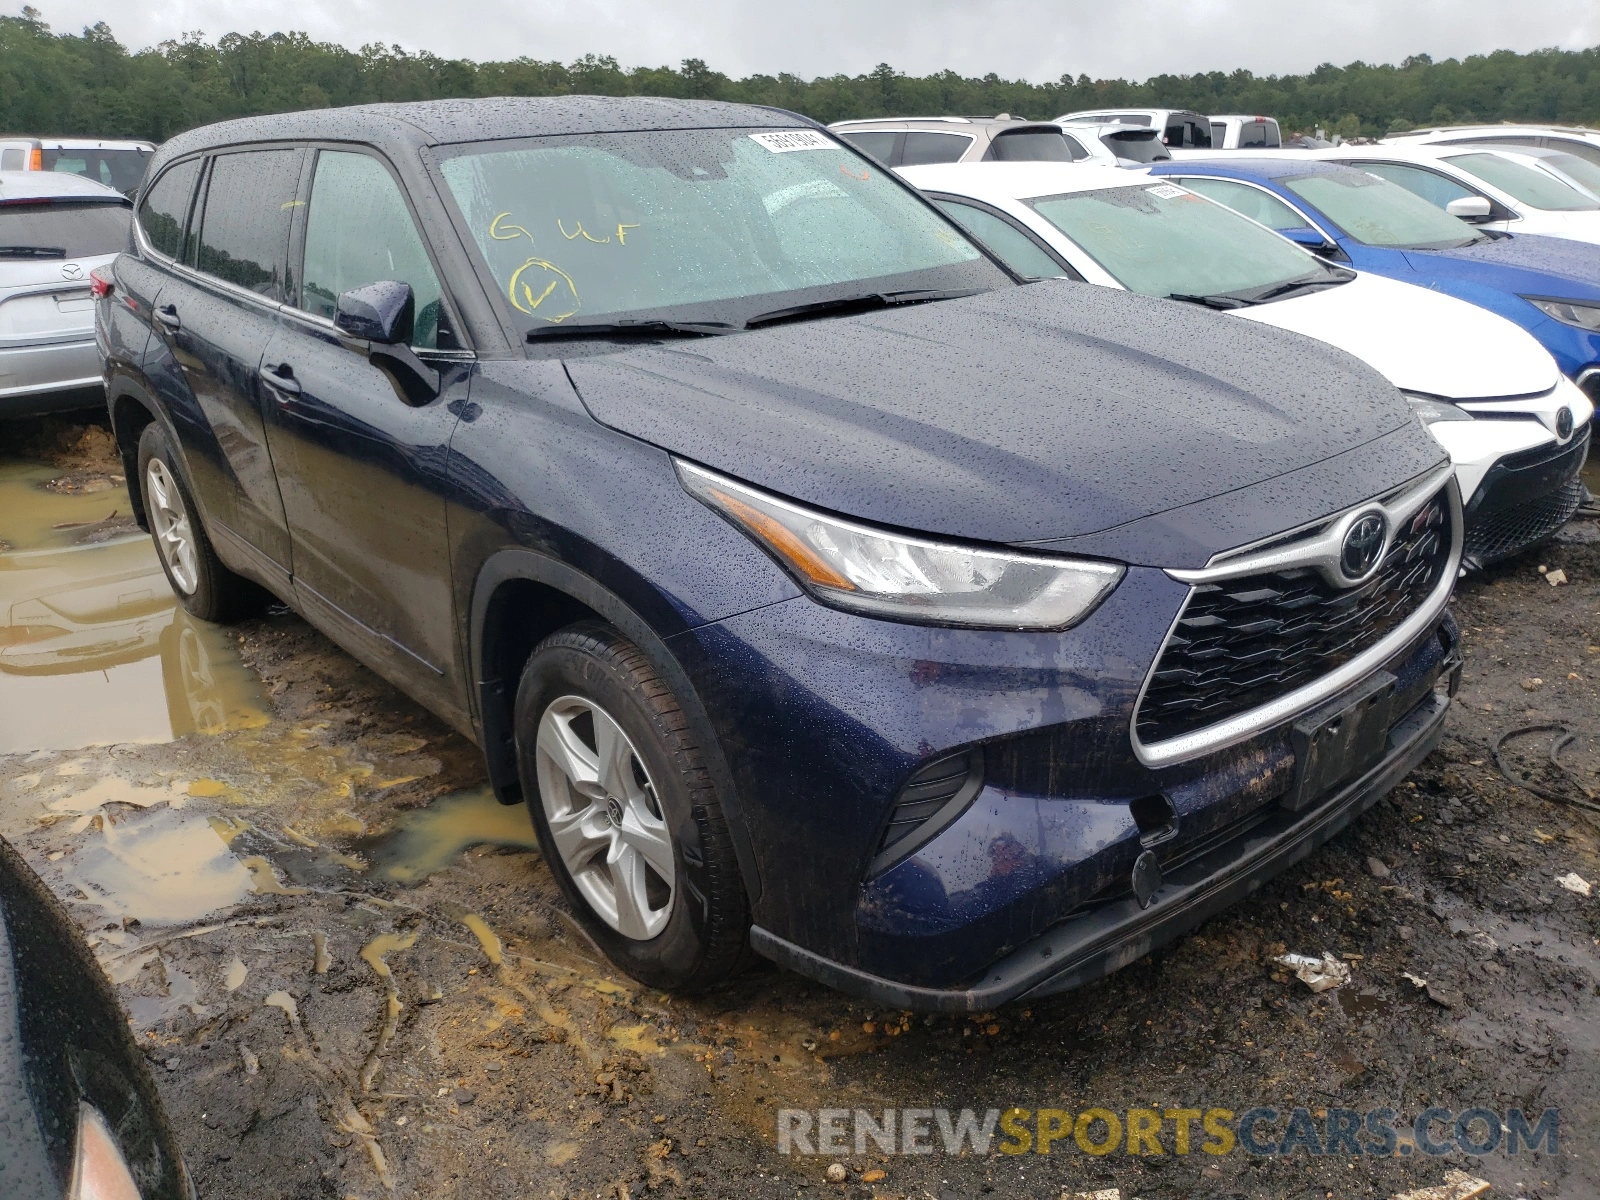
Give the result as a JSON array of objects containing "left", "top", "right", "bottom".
[{"left": 1282, "top": 671, "right": 1397, "bottom": 813}]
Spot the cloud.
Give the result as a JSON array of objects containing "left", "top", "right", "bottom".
[{"left": 29, "top": 0, "right": 1600, "bottom": 83}]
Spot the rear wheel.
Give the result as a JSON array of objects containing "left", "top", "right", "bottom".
[
  {"left": 137, "top": 423, "right": 262, "bottom": 622},
  {"left": 515, "top": 621, "right": 749, "bottom": 991}
]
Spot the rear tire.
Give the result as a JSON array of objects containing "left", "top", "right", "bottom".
[
  {"left": 514, "top": 621, "right": 749, "bottom": 992},
  {"left": 137, "top": 423, "right": 263, "bottom": 622}
]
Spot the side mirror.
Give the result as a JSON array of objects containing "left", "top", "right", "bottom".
[
  {"left": 1282, "top": 226, "right": 1340, "bottom": 255},
  {"left": 334, "top": 280, "right": 439, "bottom": 406},
  {"left": 335, "top": 280, "right": 414, "bottom": 345},
  {"left": 1445, "top": 195, "right": 1493, "bottom": 221}
]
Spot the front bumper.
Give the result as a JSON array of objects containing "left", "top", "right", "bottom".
[{"left": 752, "top": 636, "right": 1457, "bottom": 1011}]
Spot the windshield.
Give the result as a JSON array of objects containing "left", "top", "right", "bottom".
[
  {"left": 1442, "top": 152, "right": 1600, "bottom": 211},
  {"left": 1541, "top": 152, "right": 1600, "bottom": 199},
  {"left": 1284, "top": 170, "right": 1478, "bottom": 249},
  {"left": 1028, "top": 183, "right": 1336, "bottom": 299},
  {"left": 0, "top": 201, "right": 130, "bottom": 258},
  {"left": 41, "top": 148, "right": 151, "bottom": 195},
  {"left": 437, "top": 127, "right": 1002, "bottom": 331}
]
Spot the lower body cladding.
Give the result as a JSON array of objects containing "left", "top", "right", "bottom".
[
  {"left": 0, "top": 335, "right": 103, "bottom": 418},
  {"left": 668, "top": 480, "right": 1463, "bottom": 1011}
]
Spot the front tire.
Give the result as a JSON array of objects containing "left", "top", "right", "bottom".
[
  {"left": 137, "top": 423, "right": 262, "bottom": 622},
  {"left": 514, "top": 621, "right": 749, "bottom": 992}
]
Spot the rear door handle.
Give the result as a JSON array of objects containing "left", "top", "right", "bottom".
[
  {"left": 154, "top": 304, "right": 180, "bottom": 330},
  {"left": 259, "top": 362, "right": 301, "bottom": 396}
]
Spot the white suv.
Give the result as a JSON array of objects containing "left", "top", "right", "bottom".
[{"left": 1385, "top": 124, "right": 1600, "bottom": 170}]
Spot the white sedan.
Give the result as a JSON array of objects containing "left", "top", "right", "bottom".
[
  {"left": 897, "top": 161, "right": 1594, "bottom": 567},
  {"left": 1309, "top": 143, "right": 1600, "bottom": 246}
]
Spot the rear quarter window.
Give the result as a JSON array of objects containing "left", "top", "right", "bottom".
[
  {"left": 900, "top": 132, "right": 973, "bottom": 166},
  {"left": 839, "top": 131, "right": 899, "bottom": 163},
  {"left": 0, "top": 202, "right": 131, "bottom": 259},
  {"left": 137, "top": 159, "right": 201, "bottom": 260}
]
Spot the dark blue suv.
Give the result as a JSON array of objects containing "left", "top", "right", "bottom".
[{"left": 95, "top": 98, "right": 1463, "bottom": 1010}]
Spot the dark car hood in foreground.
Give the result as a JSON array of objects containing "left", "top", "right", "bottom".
[{"left": 567, "top": 281, "right": 1430, "bottom": 561}]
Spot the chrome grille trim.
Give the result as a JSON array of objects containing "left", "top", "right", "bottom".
[{"left": 1131, "top": 465, "right": 1462, "bottom": 769}]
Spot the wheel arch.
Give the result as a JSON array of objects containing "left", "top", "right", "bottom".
[{"left": 469, "top": 548, "right": 763, "bottom": 903}]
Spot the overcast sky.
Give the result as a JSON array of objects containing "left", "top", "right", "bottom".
[{"left": 27, "top": 0, "right": 1600, "bottom": 82}]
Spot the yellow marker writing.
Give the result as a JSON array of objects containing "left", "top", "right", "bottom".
[
  {"left": 489, "top": 212, "right": 533, "bottom": 243},
  {"left": 558, "top": 218, "right": 613, "bottom": 244},
  {"left": 616, "top": 223, "right": 640, "bottom": 245},
  {"left": 508, "top": 258, "right": 580, "bottom": 323}
]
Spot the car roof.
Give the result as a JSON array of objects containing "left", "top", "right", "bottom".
[
  {"left": 829, "top": 117, "right": 1059, "bottom": 134},
  {"left": 1155, "top": 157, "right": 1358, "bottom": 182},
  {"left": 37, "top": 139, "right": 156, "bottom": 151},
  {"left": 147, "top": 96, "right": 810, "bottom": 175},
  {"left": 897, "top": 160, "right": 1139, "bottom": 202},
  {"left": 1388, "top": 124, "right": 1600, "bottom": 141},
  {"left": 1209, "top": 114, "right": 1278, "bottom": 122},
  {"left": 0, "top": 170, "right": 127, "bottom": 201}
]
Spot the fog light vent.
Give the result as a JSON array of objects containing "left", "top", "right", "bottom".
[{"left": 867, "top": 749, "right": 985, "bottom": 877}]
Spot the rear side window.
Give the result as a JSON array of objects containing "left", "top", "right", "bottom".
[
  {"left": 839, "top": 131, "right": 898, "bottom": 163},
  {"left": 1357, "top": 163, "right": 1477, "bottom": 209},
  {"left": 1210, "top": 122, "right": 1228, "bottom": 147},
  {"left": 1179, "top": 177, "right": 1305, "bottom": 230},
  {"left": 900, "top": 132, "right": 972, "bottom": 166},
  {"left": 137, "top": 158, "right": 201, "bottom": 260},
  {"left": 300, "top": 150, "right": 445, "bottom": 349},
  {"left": 0, "top": 148, "right": 24, "bottom": 171},
  {"left": 988, "top": 131, "right": 1074, "bottom": 162},
  {"left": 1164, "top": 119, "right": 1212, "bottom": 149},
  {"left": 194, "top": 149, "right": 301, "bottom": 300},
  {"left": 1060, "top": 134, "right": 1091, "bottom": 162},
  {"left": 0, "top": 202, "right": 130, "bottom": 259},
  {"left": 934, "top": 198, "right": 1069, "bottom": 279},
  {"left": 1546, "top": 139, "right": 1600, "bottom": 170}
]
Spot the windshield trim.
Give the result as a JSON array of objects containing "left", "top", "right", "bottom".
[{"left": 422, "top": 127, "right": 1023, "bottom": 347}]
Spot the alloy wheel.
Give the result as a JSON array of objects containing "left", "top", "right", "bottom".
[
  {"left": 145, "top": 458, "right": 199, "bottom": 595},
  {"left": 534, "top": 695, "right": 676, "bottom": 940}
]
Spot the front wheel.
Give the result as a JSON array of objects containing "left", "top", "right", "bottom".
[
  {"left": 514, "top": 621, "right": 749, "bottom": 992},
  {"left": 137, "top": 423, "right": 262, "bottom": 622}
]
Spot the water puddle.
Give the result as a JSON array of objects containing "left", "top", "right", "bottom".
[
  {"left": 0, "top": 461, "right": 269, "bottom": 754},
  {"left": 358, "top": 787, "right": 540, "bottom": 883},
  {"left": 61, "top": 806, "right": 253, "bottom": 923}
]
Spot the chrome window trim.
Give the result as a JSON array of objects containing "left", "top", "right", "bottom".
[{"left": 1130, "top": 463, "right": 1461, "bottom": 768}]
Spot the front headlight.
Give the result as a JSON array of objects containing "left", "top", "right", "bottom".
[
  {"left": 676, "top": 460, "right": 1124, "bottom": 630},
  {"left": 1526, "top": 297, "right": 1600, "bottom": 332},
  {"left": 1404, "top": 394, "right": 1473, "bottom": 425}
]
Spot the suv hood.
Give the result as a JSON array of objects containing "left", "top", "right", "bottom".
[
  {"left": 1231, "top": 271, "right": 1560, "bottom": 400},
  {"left": 565, "top": 280, "right": 1427, "bottom": 553}
]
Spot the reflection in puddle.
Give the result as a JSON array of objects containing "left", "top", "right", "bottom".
[
  {"left": 0, "top": 463, "right": 268, "bottom": 754},
  {"left": 63, "top": 807, "right": 253, "bottom": 923},
  {"left": 360, "top": 788, "right": 540, "bottom": 883}
]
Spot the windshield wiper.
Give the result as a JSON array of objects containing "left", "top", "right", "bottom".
[
  {"left": 1240, "top": 269, "right": 1356, "bottom": 304},
  {"left": 526, "top": 318, "right": 739, "bottom": 341},
  {"left": 0, "top": 245, "right": 66, "bottom": 258},
  {"left": 1167, "top": 292, "right": 1253, "bottom": 310},
  {"left": 743, "top": 287, "right": 985, "bottom": 329}
]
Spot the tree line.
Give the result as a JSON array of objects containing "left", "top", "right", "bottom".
[{"left": 1, "top": 7, "right": 1597, "bottom": 145}]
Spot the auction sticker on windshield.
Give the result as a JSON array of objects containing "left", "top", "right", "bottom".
[
  {"left": 1145, "top": 184, "right": 1189, "bottom": 200},
  {"left": 750, "top": 130, "right": 835, "bottom": 153}
]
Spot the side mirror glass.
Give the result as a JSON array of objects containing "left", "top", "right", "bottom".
[
  {"left": 1445, "top": 195, "right": 1493, "bottom": 220},
  {"left": 334, "top": 280, "right": 414, "bottom": 345}
]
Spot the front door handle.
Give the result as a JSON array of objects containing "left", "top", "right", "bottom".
[
  {"left": 259, "top": 362, "right": 301, "bottom": 396},
  {"left": 154, "top": 304, "right": 180, "bottom": 330}
]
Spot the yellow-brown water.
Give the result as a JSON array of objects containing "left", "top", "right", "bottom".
[
  {"left": 362, "top": 787, "right": 541, "bottom": 882},
  {"left": 0, "top": 461, "right": 268, "bottom": 754}
]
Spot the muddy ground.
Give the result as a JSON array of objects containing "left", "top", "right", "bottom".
[{"left": 2, "top": 413, "right": 1599, "bottom": 1200}]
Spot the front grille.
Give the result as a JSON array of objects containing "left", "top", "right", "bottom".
[
  {"left": 1464, "top": 475, "right": 1585, "bottom": 566},
  {"left": 1136, "top": 489, "right": 1452, "bottom": 746}
]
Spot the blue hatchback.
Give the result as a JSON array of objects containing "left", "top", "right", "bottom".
[{"left": 1149, "top": 158, "right": 1600, "bottom": 405}]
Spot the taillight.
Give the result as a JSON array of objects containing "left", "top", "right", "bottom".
[
  {"left": 28, "top": 147, "right": 41, "bottom": 170},
  {"left": 89, "top": 266, "right": 114, "bottom": 300},
  {"left": 68, "top": 1104, "right": 142, "bottom": 1200}
]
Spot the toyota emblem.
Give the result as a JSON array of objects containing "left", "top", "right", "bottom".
[
  {"left": 1556, "top": 406, "right": 1574, "bottom": 439},
  {"left": 60, "top": 261, "right": 83, "bottom": 280},
  {"left": 1339, "top": 512, "right": 1387, "bottom": 582}
]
